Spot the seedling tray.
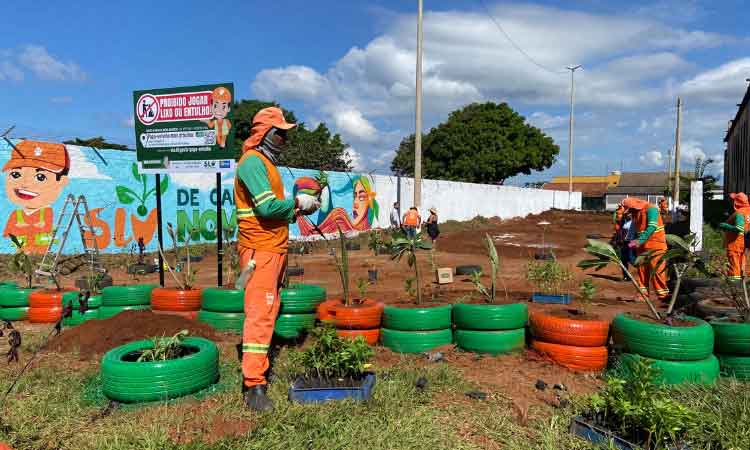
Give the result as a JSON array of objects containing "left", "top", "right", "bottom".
[
  {"left": 532, "top": 293, "right": 571, "bottom": 304},
  {"left": 288, "top": 373, "right": 375, "bottom": 404},
  {"left": 570, "top": 416, "right": 690, "bottom": 450}
]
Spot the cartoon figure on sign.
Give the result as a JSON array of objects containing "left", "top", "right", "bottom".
[
  {"left": 200, "top": 87, "right": 232, "bottom": 148},
  {"left": 2, "top": 140, "right": 70, "bottom": 253}
]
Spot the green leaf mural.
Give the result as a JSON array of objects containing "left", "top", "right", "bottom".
[{"left": 115, "top": 164, "right": 169, "bottom": 217}]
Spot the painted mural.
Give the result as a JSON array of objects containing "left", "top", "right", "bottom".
[{"left": 0, "top": 139, "right": 378, "bottom": 254}]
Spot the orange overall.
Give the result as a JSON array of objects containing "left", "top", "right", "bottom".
[
  {"left": 207, "top": 118, "right": 231, "bottom": 147},
  {"left": 626, "top": 198, "right": 669, "bottom": 301},
  {"left": 721, "top": 193, "right": 750, "bottom": 281},
  {"left": 613, "top": 205, "right": 624, "bottom": 236}
]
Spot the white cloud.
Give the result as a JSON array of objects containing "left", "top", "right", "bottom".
[
  {"left": 49, "top": 96, "right": 73, "bottom": 104},
  {"left": 253, "top": 65, "right": 329, "bottom": 101},
  {"left": 680, "top": 58, "right": 750, "bottom": 103},
  {"left": 331, "top": 108, "right": 378, "bottom": 142},
  {"left": 344, "top": 147, "right": 365, "bottom": 171},
  {"left": 0, "top": 61, "right": 23, "bottom": 81},
  {"left": 640, "top": 150, "right": 664, "bottom": 167},
  {"left": 65, "top": 146, "right": 112, "bottom": 180},
  {"left": 17, "top": 45, "right": 86, "bottom": 81},
  {"left": 529, "top": 112, "right": 566, "bottom": 130}
]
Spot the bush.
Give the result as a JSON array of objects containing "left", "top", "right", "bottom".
[{"left": 292, "top": 325, "right": 374, "bottom": 380}]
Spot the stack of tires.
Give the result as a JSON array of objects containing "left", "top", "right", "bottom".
[
  {"left": 0, "top": 284, "right": 32, "bottom": 322},
  {"left": 613, "top": 313, "right": 718, "bottom": 384},
  {"left": 710, "top": 320, "right": 750, "bottom": 381},
  {"left": 325, "top": 299, "right": 383, "bottom": 345},
  {"left": 381, "top": 305, "right": 452, "bottom": 353},
  {"left": 99, "top": 284, "right": 155, "bottom": 319},
  {"left": 151, "top": 288, "right": 203, "bottom": 320},
  {"left": 275, "top": 284, "right": 327, "bottom": 339},
  {"left": 198, "top": 288, "right": 244, "bottom": 333},
  {"left": 29, "top": 289, "right": 68, "bottom": 323},
  {"left": 529, "top": 311, "right": 609, "bottom": 372},
  {"left": 62, "top": 291, "right": 102, "bottom": 326},
  {"left": 454, "top": 303, "right": 527, "bottom": 355}
]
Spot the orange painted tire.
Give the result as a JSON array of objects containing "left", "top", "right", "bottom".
[
  {"left": 152, "top": 310, "right": 198, "bottom": 320},
  {"left": 29, "top": 289, "right": 69, "bottom": 308},
  {"left": 531, "top": 340, "right": 608, "bottom": 372},
  {"left": 529, "top": 312, "right": 610, "bottom": 347},
  {"left": 151, "top": 288, "right": 203, "bottom": 312},
  {"left": 317, "top": 299, "right": 340, "bottom": 321},
  {"left": 28, "top": 307, "right": 62, "bottom": 323},
  {"left": 331, "top": 299, "right": 383, "bottom": 330},
  {"left": 337, "top": 328, "right": 380, "bottom": 345}
]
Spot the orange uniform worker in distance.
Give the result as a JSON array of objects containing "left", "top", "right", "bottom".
[
  {"left": 623, "top": 197, "right": 670, "bottom": 302},
  {"left": 201, "top": 87, "right": 232, "bottom": 148},
  {"left": 612, "top": 203, "right": 624, "bottom": 236},
  {"left": 720, "top": 193, "right": 750, "bottom": 281},
  {"left": 234, "top": 107, "right": 319, "bottom": 412}
]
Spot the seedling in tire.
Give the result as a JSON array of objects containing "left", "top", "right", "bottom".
[
  {"left": 469, "top": 234, "right": 509, "bottom": 303},
  {"left": 390, "top": 232, "right": 432, "bottom": 304},
  {"left": 578, "top": 278, "right": 596, "bottom": 316},
  {"left": 156, "top": 223, "right": 198, "bottom": 290},
  {"left": 137, "top": 330, "right": 190, "bottom": 362}
]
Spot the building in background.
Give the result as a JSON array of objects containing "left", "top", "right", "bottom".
[
  {"left": 604, "top": 172, "right": 669, "bottom": 210},
  {"left": 724, "top": 84, "right": 750, "bottom": 197},
  {"left": 543, "top": 172, "right": 621, "bottom": 210}
]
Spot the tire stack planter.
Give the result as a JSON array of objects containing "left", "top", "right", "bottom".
[
  {"left": 28, "top": 289, "right": 68, "bottom": 323},
  {"left": 151, "top": 288, "right": 203, "bottom": 320},
  {"left": 612, "top": 313, "right": 718, "bottom": 384},
  {"left": 381, "top": 304, "right": 452, "bottom": 353},
  {"left": 276, "top": 284, "right": 327, "bottom": 340},
  {"left": 710, "top": 320, "right": 750, "bottom": 380},
  {"left": 0, "top": 285, "right": 33, "bottom": 321},
  {"left": 453, "top": 303, "right": 528, "bottom": 355},
  {"left": 62, "top": 291, "right": 102, "bottom": 326},
  {"left": 99, "top": 284, "right": 156, "bottom": 319},
  {"left": 529, "top": 311, "right": 609, "bottom": 372},
  {"left": 198, "top": 288, "right": 245, "bottom": 333},
  {"left": 320, "top": 299, "right": 383, "bottom": 345}
]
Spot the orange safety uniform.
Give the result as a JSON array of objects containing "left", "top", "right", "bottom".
[
  {"left": 720, "top": 193, "right": 750, "bottom": 281},
  {"left": 613, "top": 204, "right": 624, "bottom": 236},
  {"left": 2, "top": 208, "right": 54, "bottom": 253},
  {"left": 624, "top": 198, "right": 669, "bottom": 301},
  {"left": 207, "top": 118, "right": 231, "bottom": 147},
  {"left": 403, "top": 209, "right": 419, "bottom": 226}
]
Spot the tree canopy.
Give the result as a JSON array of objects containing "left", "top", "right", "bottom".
[
  {"left": 390, "top": 102, "right": 559, "bottom": 185},
  {"left": 231, "top": 99, "right": 351, "bottom": 171},
  {"left": 63, "top": 136, "right": 129, "bottom": 150}
]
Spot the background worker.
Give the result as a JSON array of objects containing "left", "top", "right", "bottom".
[
  {"left": 720, "top": 193, "right": 750, "bottom": 282},
  {"left": 612, "top": 203, "right": 624, "bottom": 238},
  {"left": 624, "top": 197, "right": 669, "bottom": 302},
  {"left": 390, "top": 202, "right": 401, "bottom": 230},
  {"left": 659, "top": 197, "right": 668, "bottom": 217},
  {"left": 234, "top": 107, "right": 319, "bottom": 412},
  {"left": 426, "top": 207, "right": 440, "bottom": 242},
  {"left": 402, "top": 206, "right": 421, "bottom": 238}
]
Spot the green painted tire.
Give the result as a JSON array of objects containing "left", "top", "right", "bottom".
[
  {"left": 455, "top": 328, "right": 525, "bottom": 355},
  {"left": 381, "top": 328, "right": 453, "bottom": 353},
  {"left": 711, "top": 320, "right": 750, "bottom": 355},
  {"left": 382, "top": 304, "right": 452, "bottom": 331},
  {"left": 274, "top": 313, "right": 316, "bottom": 339},
  {"left": 0, "top": 281, "right": 17, "bottom": 288},
  {"left": 98, "top": 305, "right": 150, "bottom": 320},
  {"left": 0, "top": 287, "right": 35, "bottom": 307},
  {"left": 280, "top": 284, "right": 327, "bottom": 314},
  {"left": 200, "top": 287, "right": 244, "bottom": 313},
  {"left": 0, "top": 306, "right": 29, "bottom": 321},
  {"left": 63, "top": 309, "right": 99, "bottom": 326},
  {"left": 612, "top": 314, "right": 713, "bottom": 361},
  {"left": 718, "top": 354, "right": 750, "bottom": 380},
  {"left": 62, "top": 292, "right": 103, "bottom": 309},
  {"left": 101, "top": 284, "right": 156, "bottom": 306},
  {"left": 101, "top": 337, "right": 219, "bottom": 403},
  {"left": 198, "top": 310, "right": 244, "bottom": 333},
  {"left": 455, "top": 265, "right": 482, "bottom": 276},
  {"left": 452, "top": 303, "right": 528, "bottom": 330},
  {"left": 617, "top": 353, "right": 719, "bottom": 385}
]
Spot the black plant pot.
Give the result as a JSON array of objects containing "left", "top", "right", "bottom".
[{"left": 368, "top": 270, "right": 378, "bottom": 282}]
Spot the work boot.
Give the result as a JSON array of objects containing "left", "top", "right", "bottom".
[{"left": 244, "top": 384, "right": 274, "bottom": 412}]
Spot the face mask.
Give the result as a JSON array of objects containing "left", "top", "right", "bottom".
[{"left": 257, "top": 128, "right": 288, "bottom": 163}]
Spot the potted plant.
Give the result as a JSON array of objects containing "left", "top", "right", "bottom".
[
  {"left": 288, "top": 324, "right": 375, "bottom": 404},
  {"left": 127, "top": 237, "right": 156, "bottom": 275},
  {"left": 198, "top": 226, "right": 245, "bottom": 333},
  {"left": 453, "top": 234, "right": 527, "bottom": 355},
  {"left": 526, "top": 259, "right": 573, "bottom": 304},
  {"left": 151, "top": 223, "right": 202, "bottom": 319}
]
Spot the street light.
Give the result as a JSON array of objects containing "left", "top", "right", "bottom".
[{"left": 566, "top": 64, "right": 582, "bottom": 206}]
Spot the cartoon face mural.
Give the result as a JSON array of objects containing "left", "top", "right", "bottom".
[{"left": 200, "top": 86, "right": 232, "bottom": 148}]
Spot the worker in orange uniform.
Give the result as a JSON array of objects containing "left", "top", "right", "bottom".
[
  {"left": 234, "top": 107, "right": 320, "bottom": 412},
  {"left": 402, "top": 206, "right": 421, "bottom": 239},
  {"left": 612, "top": 203, "right": 624, "bottom": 237},
  {"left": 201, "top": 86, "right": 232, "bottom": 148},
  {"left": 720, "top": 193, "right": 750, "bottom": 281},
  {"left": 659, "top": 197, "right": 668, "bottom": 216},
  {"left": 624, "top": 197, "right": 670, "bottom": 302}
]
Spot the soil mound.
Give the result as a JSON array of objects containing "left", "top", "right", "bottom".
[{"left": 49, "top": 310, "right": 224, "bottom": 360}]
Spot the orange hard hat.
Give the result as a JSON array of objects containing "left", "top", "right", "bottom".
[
  {"left": 212, "top": 86, "right": 232, "bottom": 103},
  {"left": 242, "top": 107, "right": 297, "bottom": 152},
  {"left": 730, "top": 193, "right": 749, "bottom": 210},
  {"left": 622, "top": 197, "right": 649, "bottom": 210},
  {"left": 2, "top": 140, "right": 69, "bottom": 173}
]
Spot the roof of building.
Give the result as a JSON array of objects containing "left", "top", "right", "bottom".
[
  {"left": 543, "top": 182, "right": 609, "bottom": 197},
  {"left": 549, "top": 174, "right": 620, "bottom": 188},
  {"left": 607, "top": 172, "right": 668, "bottom": 195},
  {"left": 725, "top": 84, "right": 750, "bottom": 143}
]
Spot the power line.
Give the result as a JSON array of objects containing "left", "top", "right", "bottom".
[{"left": 474, "top": 0, "right": 567, "bottom": 75}]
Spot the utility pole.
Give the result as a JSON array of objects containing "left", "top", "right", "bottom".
[
  {"left": 672, "top": 97, "right": 682, "bottom": 217},
  {"left": 414, "top": 0, "right": 424, "bottom": 209},
  {"left": 566, "top": 65, "right": 582, "bottom": 204}
]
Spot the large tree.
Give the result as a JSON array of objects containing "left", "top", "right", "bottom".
[
  {"left": 231, "top": 99, "right": 351, "bottom": 171},
  {"left": 390, "top": 102, "right": 559, "bottom": 184},
  {"left": 63, "top": 136, "right": 129, "bottom": 150}
]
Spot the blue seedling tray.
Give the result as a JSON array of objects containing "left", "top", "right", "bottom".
[
  {"left": 570, "top": 416, "right": 690, "bottom": 450},
  {"left": 532, "top": 293, "right": 572, "bottom": 304},
  {"left": 288, "top": 373, "right": 376, "bottom": 404}
]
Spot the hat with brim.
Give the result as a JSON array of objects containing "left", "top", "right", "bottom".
[
  {"left": 2, "top": 140, "right": 69, "bottom": 173},
  {"left": 242, "top": 107, "right": 297, "bottom": 152}
]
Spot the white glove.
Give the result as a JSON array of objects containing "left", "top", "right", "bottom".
[
  {"left": 235, "top": 259, "right": 256, "bottom": 290},
  {"left": 295, "top": 194, "right": 321, "bottom": 215}
]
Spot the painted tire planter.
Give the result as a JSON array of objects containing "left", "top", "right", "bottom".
[
  {"left": 612, "top": 313, "right": 713, "bottom": 361},
  {"left": 200, "top": 288, "right": 244, "bottom": 313},
  {"left": 317, "top": 299, "right": 339, "bottom": 321},
  {"left": 62, "top": 292, "right": 103, "bottom": 309},
  {"left": 101, "top": 337, "right": 219, "bottom": 403},
  {"left": 455, "top": 328, "right": 525, "bottom": 355},
  {"left": 280, "top": 284, "right": 327, "bottom": 314},
  {"left": 381, "top": 328, "right": 452, "bottom": 353},
  {"left": 531, "top": 340, "right": 608, "bottom": 372},
  {"left": 63, "top": 309, "right": 100, "bottom": 327},
  {"left": 452, "top": 303, "right": 527, "bottom": 330},
  {"left": 29, "top": 289, "right": 67, "bottom": 308},
  {"left": 617, "top": 353, "right": 719, "bottom": 385},
  {"left": 152, "top": 310, "right": 199, "bottom": 320},
  {"left": 101, "top": 284, "right": 156, "bottom": 306},
  {"left": 274, "top": 313, "right": 316, "bottom": 339},
  {"left": 151, "top": 288, "right": 203, "bottom": 312},
  {"left": 529, "top": 312, "right": 610, "bottom": 347},
  {"left": 198, "top": 310, "right": 244, "bottom": 333},
  {"left": 0, "top": 287, "right": 35, "bottom": 307},
  {"left": 28, "top": 307, "right": 62, "bottom": 323},
  {"left": 382, "top": 304, "right": 452, "bottom": 331},
  {"left": 331, "top": 300, "right": 383, "bottom": 330},
  {"left": 0, "top": 306, "right": 29, "bottom": 321},
  {"left": 98, "top": 305, "right": 150, "bottom": 320},
  {"left": 711, "top": 320, "right": 750, "bottom": 355},
  {"left": 336, "top": 328, "right": 380, "bottom": 346},
  {"left": 718, "top": 354, "right": 750, "bottom": 380}
]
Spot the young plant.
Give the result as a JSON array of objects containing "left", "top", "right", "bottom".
[
  {"left": 156, "top": 223, "right": 198, "bottom": 290},
  {"left": 331, "top": 224, "right": 355, "bottom": 305},
  {"left": 222, "top": 225, "right": 240, "bottom": 289},
  {"left": 578, "top": 278, "right": 596, "bottom": 315},
  {"left": 293, "top": 324, "right": 373, "bottom": 380},
  {"left": 356, "top": 278, "right": 370, "bottom": 300},
  {"left": 8, "top": 234, "right": 35, "bottom": 289},
  {"left": 367, "top": 230, "right": 384, "bottom": 255},
  {"left": 390, "top": 232, "right": 432, "bottom": 304},
  {"left": 469, "top": 234, "right": 509, "bottom": 303},
  {"left": 137, "top": 330, "right": 190, "bottom": 362},
  {"left": 578, "top": 239, "right": 661, "bottom": 320},
  {"left": 526, "top": 259, "right": 572, "bottom": 296}
]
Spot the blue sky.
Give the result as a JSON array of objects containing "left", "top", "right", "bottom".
[{"left": 1, "top": 0, "right": 748, "bottom": 184}]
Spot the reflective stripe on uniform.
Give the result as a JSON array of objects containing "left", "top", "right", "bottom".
[
  {"left": 242, "top": 343, "right": 269, "bottom": 354},
  {"left": 237, "top": 208, "right": 257, "bottom": 218},
  {"left": 253, "top": 190, "right": 275, "bottom": 207}
]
